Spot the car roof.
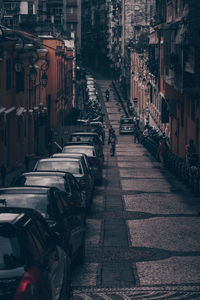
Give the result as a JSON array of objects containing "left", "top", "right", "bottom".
[
  {"left": 21, "top": 171, "right": 70, "bottom": 177},
  {"left": 71, "top": 132, "right": 99, "bottom": 136},
  {"left": 37, "top": 157, "right": 80, "bottom": 162},
  {"left": 63, "top": 145, "right": 95, "bottom": 149},
  {"left": 0, "top": 187, "right": 54, "bottom": 195},
  {"left": 52, "top": 153, "right": 86, "bottom": 158}
]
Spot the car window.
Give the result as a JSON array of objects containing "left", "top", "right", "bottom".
[
  {"left": 0, "top": 194, "right": 51, "bottom": 218},
  {"left": 25, "top": 223, "right": 48, "bottom": 261},
  {"left": 35, "top": 219, "right": 53, "bottom": 250},
  {"left": 63, "top": 148, "right": 96, "bottom": 157},
  {"left": 35, "top": 160, "right": 83, "bottom": 175},
  {"left": 0, "top": 225, "right": 23, "bottom": 269},
  {"left": 14, "top": 176, "right": 66, "bottom": 191},
  {"left": 55, "top": 192, "right": 69, "bottom": 214}
]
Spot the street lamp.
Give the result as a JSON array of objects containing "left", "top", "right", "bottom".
[
  {"left": 29, "top": 65, "right": 48, "bottom": 87},
  {"left": 14, "top": 57, "right": 23, "bottom": 73},
  {"left": 41, "top": 72, "right": 48, "bottom": 88}
]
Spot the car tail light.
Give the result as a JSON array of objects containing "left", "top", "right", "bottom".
[{"left": 14, "top": 268, "right": 38, "bottom": 300}]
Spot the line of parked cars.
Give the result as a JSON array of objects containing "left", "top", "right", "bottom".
[{"left": 0, "top": 117, "right": 105, "bottom": 299}]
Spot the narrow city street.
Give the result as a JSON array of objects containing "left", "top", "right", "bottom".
[{"left": 71, "top": 79, "right": 200, "bottom": 299}]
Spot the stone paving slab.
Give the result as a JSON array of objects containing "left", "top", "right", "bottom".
[
  {"left": 104, "top": 219, "right": 128, "bottom": 247},
  {"left": 118, "top": 162, "right": 154, "bottom": 168},
  {"left": 119, "top": 169, "right": 164, "bottom": 178},
  {"left": 136, "top": 256, "right": 200, "bottom": 286},
  {"left": 102, "top": 262, "right": 136, "bottom": 287},
  {"left": 124, "top": 194, "right": 199, "bottom": 215},
  {"left": 127, "top": 217, "right": 200, "bottom": 251},
  {"left": 72, "top": 263, "right": 99, "bottom": 287},
  {"left": 91, "top": 195, "right": 104, "bottom": 213},
  {"left": 86, "top": 220, "right": 102, "bottom": 245},
  {"left": 121, "top": 179, "right": 171, "bottom": 192},
  {"left": 117, "top": 155, "right": 152, "bottom": 162}
]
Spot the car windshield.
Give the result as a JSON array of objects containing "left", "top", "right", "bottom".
[
  {"left": 0, "top": 226, "right": 23, "bottom": 270},
  {"left": 0, "top": 194, "right": 52, "bottom": 218},
  {"left": 14, "top": 176, "right": 68, "bottom": 192},
  {"left": 120, "top": 119, "right": 134, "bottom": 124},
  {"left": 71, "top": 136, "right": 95, "bottom": 143},
  {"left": 62, "top": 148, "right": 95, "bottom": 157},
  {"left": 36, "top": 160, "right": 83, "bottom": 175}
]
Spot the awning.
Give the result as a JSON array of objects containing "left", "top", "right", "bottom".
[
  {"left": 16, "top": 107, "right": 26, "bottom": 116},
  {"left": 4, "top": 106, "right": 16, "bottom": 115}
]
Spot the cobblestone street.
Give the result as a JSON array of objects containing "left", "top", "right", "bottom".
[{"left": 71, "top": 80, "right": 200, "bottom": 299}]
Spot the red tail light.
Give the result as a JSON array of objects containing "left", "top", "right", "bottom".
[{"left": 14, "top": 267, "right": 39, "bottom": 300}]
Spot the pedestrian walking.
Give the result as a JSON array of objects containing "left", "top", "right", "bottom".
[
  {"left": 105, "top": 89, "right": 110, "bottom": 101},
  {"left": 1, "top": 164, "right": 6, "bottom": 187},
  {"left": 157, "top": 137, "right": 169, "bottom": 168},
  {"left": 133, "top": 126, "right": 139, "bottom": 143},
  {"left": 110, "top": 132, "right": 117, "bottom": 156},
  {"left": 108, "top": 125, "right": 114, "bottom": 144}
]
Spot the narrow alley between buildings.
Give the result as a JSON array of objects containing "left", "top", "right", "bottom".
[{"left": 71, "top": 78, "right": 200, "bottom": 299}]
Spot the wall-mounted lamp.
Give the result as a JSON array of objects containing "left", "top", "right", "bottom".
[
  {"left": 41, "top": 72, "right": 48, "bottom": 88},
  {"left": 14, "top": 57, "right": 23, "bottom": 72}
]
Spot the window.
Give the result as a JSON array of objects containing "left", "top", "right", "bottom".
[
  {"left": 28, "top": 2, "right": 33, "bottom": 14},
  {"left": 16, "top": 69, "right": 24, "bottom": 93}
]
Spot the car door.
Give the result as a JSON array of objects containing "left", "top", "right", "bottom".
[
  {"left": 24, "top": 219, "right": 66, "bottom": 300},
  {"left": 56, "top": 191, "right": 85, "bottom": 261}
]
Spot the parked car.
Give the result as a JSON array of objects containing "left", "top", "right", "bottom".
[
  {"left": 119, "top": 117, "right": 135, "bottom": 134},
  {"left": 11, "top": 171, "right": 85, "bottom": 213},
  {"left": 0, "top": 207, "right": 71, "bottom": 299},
  {"left": 0, "top": 187, "right": 85, "bottom": 264},
  {"left": 62, "top": 145, "right": 103, "bottom": 184},
  {"left": 51, "top": 153, "right": 94, "bottom": 188},
  {"left": 33, "top": 158, "right": 93, "bottom": 211},
  {"left": 68, "top": 132, "right": 104, "bottom": 161}
]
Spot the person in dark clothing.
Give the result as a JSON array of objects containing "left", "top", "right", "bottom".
[
  {"left": 110, "top": 132, "right": 117, "bottom": 156},
  {"left": 1, "top": 164, "right": 6, "bottom": 187},
  {"left": 108, "top": 125, "right": 115, "bottom": 144},
  {"left": 133, "top": 126, "right": 139, "bottom": 143}
]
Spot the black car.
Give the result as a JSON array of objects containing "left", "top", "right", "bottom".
[
  {"left": 0, "top": 187, "right": 85, "bottom": 264},
  {"left": 11, "top": 171, "right": 84, "bottom": 212},
  {"left": 33, "top": 158, "right": 94, "bottom": 211},
  {"left": 68, "top": 132, "right": 104, "bottom": 161},
  {"left": 62, "top": 145, "right": 103, "bottom": 184},
  {"left": 119, "top": 117, "right": 135, "bottom": 134},
  {"left": 0, "top": 207, "right": 71, "bottom": 300}
]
